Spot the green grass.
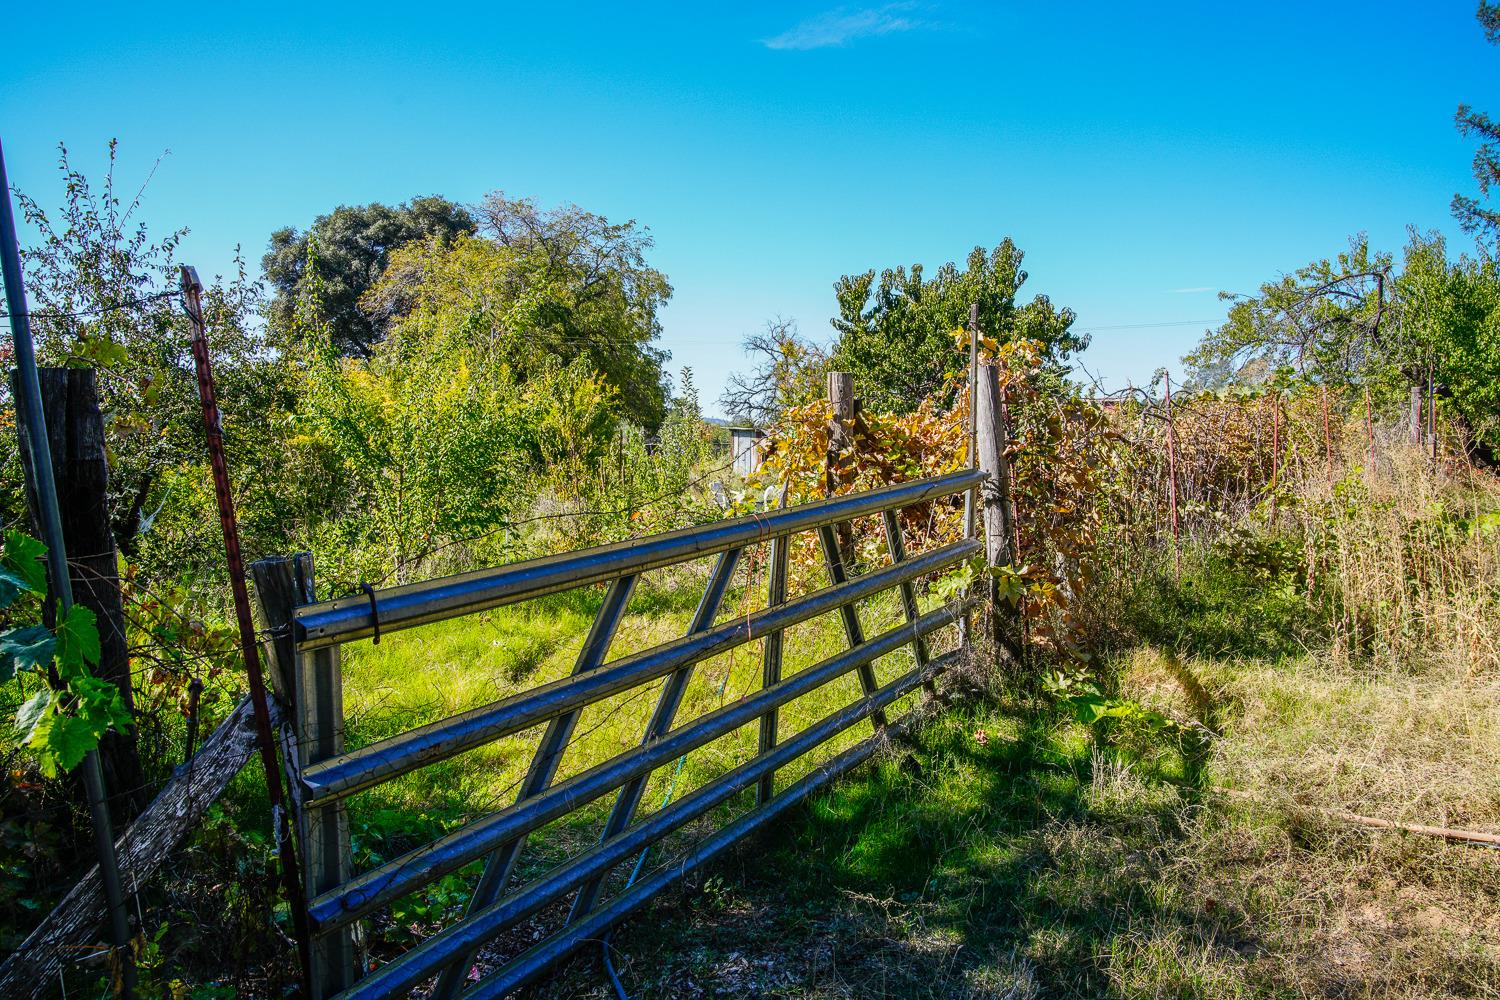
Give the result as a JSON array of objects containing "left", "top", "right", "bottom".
[
  {"left": 329, "top": 552, "right": 953, "bottom": 952},
  {"left": 568, "top": 655, "right": 1500, "bottom": 1000},
  {"left": 76, "top": 527, "right": 1500, "bottom": 999},
  {"left": 511, "top": 551, "right": 1500, "bottom": 999}
]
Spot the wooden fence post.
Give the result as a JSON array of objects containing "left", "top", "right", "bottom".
[
  {"left": 975, "top": 363, "right": 1021, "bottom": 663},
  {"left": 16, "top": 368, "right": 146, "bottom": 822},
  {"left": 825, "top": 371, "right": 857, "bottom": 565},
  {"left": 1428, "top": 362, "right": 1437, "bottom": 465},
  {"left": 960, "top": 304, "right": 979, "bottom": 647},
  {"left": 251, "top": 554, "right": 356, "bottom": 998}
]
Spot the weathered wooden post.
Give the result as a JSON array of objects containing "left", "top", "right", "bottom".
[
  {"left": 757, "top": 539, "right": 788, "bottom": 805},
  {"left": 17, "top": 368, "right": 146, "bottom": 821},
  {"left": 825, "top": 371, "right": 857, "bottom": 565},
  {"left": 1428, "top": 363, "right": 1438, "bottom": 464},
  {"left": 959, "top": 305, "right": 979, "bottom": 648},
  {"left": 251, "top": 554, "right": 356, "bottom": 998},
  {"left": 975, "top": 362, "right": 1022, "bottom": 665}
]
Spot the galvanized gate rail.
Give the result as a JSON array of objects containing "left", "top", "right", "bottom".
[{"left": 254, "top": 468, "right": 984, "bottom": 999}]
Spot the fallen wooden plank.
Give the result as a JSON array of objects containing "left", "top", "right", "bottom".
[
  {"left": 0, "top": 696, "right": 279, "bottom": 998},
  {"left": 1216, "top": 787, "right": 1500, "bottom": 848}
]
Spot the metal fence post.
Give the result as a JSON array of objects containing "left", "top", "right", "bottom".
[
  {"left": 757, "top": 538, "right": 789, "bottom": 804},
  {"left": 429, "top": 574, "right": 638, "bottom": 1000},
  {"left": 881, "top": 508, "right": 933, "bottom": 695},
  {"left": 251, "top": 554, "right": 356, "bottom": 998},
  {"left": 570, "top": 549, "right": 741, "bottom": 919},
  {"left": 818, "top": 524, "right": 888, "bottom": 730}
]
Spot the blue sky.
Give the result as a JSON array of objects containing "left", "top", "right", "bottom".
[{"left": 3, "top": 2, "right": 1496, "bottom": 414}]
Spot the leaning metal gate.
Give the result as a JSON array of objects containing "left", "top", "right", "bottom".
[{"left": 252, "top": 468, "right": 984, "bottom": 999}]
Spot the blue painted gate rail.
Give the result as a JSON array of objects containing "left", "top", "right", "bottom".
[{"left": 252, "top": 468, "right": 984, "bottom": 999}]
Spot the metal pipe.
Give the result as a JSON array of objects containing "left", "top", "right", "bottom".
[
  {"left": 756, "top": 531, "right": 789, "bottom": 805},
  {"left": 427, "top": 574, "right": 638, "bottom": 1000},
  {"left": 564, "top": 549, "right": 741, "bottom": 924},
  {"left": 333, "top": 645, "right": 960, "bottom": 1000},
  {"left": 293, "top": 470, "right": 982, "bottom": 648},
  {"left": 882, "top": 508, "right": 932, "bottom": 690},
  {"left": 459, "top": 661, "right": 941, "bottom": 1000},
  {"left": 0, "top": 138, "right": 134, "bottom": 995},
  {"left": 307, "top": 603, "right": 966, "bottom": 931},
  {"left": 300, "top": 539, "right": 979, "bottom": 805},
  {"left": 818, "top": 523, "right": 885, "bottom": 726},
  {"left": 960, "top": 303, "right": 979, "bottom": 649}
]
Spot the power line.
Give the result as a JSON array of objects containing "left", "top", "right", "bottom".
[{"left": 1074, "top": 319, "right": 1217, "bottom": 332}]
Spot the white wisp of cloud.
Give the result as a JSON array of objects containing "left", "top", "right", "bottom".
[{"left": 763, "top": 3, "right": 926, "bottom": 51}]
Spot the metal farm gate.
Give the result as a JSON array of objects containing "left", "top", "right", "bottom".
[{"left": 252, "top": 468, "right": 985, "bottom": 999}]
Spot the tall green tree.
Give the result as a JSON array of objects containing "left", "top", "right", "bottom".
[
  {"left": 1184, "top": 237, "right": 1396, "bottom": 388},
  {"left": 15, "top": 142, "right": 287, "bottom": 568},
  {"left": 1398, "top": 232, "right": 1500, "bottom": 454},
  {"left": 295, "top": 233, "right": 625, "bottom": 583},
  {"left": 1453, "top": 2, "right": 1500, "bottom": 245},
  {"left": 1185, "top": 232, "right": 1500, "bottom": 457},
  {"left": 262, "top": 195, "right": 476, "bottom": 357},
  {"left": 830, "top": 240, "right": 1082, "bottom": 413},
  {"left": 471, "top": 192, "right": 672, "bottom": 428}
]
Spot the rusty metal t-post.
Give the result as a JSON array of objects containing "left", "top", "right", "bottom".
[{"left": 179, "top": 266, "right": 313, "bottom": 996}]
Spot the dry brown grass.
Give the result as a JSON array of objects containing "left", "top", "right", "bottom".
[{"left": 1292, "top": 439, "right": 1500, "bottom": 675}]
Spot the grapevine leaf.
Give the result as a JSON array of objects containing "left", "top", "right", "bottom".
[
  {"left": 0, "top": 567, "right": 34, "bottom": 610},
  {"left": 35, "top": 712, "right": 97, "bottom": 775},
  {"left": 0, "top": 625, "right": 58, "bottom": 677},
  {"left": 14, "top": 690, "right": 53, "bottom": 738},
  {"left": 72, "top": 674, "right": 132, "bottom": 733},
  {"left": 2, "top": 531, "right": 48, "bottom": 594},
  {"left": 56, "top": 605, "right": 101, "bottom": 670}
]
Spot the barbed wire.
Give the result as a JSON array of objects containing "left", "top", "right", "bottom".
[
  {"left": 0, "top": 288, "right": 178, "bottom": 323},
  {"left": 358, "top": 452, "right": 744, "bottom": 590}
]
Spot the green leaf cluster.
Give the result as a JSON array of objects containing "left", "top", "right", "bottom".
[
  {"left": 0, "top": 531, "right": 128, "bottom": 778},
  {"left": 831, "top": 240, "right": 1083, "bottom": 413},
  {"left": 1186, "top": 230, "right": 1500, "bottom": 454}
]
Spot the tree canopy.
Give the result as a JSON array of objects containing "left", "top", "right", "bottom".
[
  {"left": 470, "top": 193, "right": 673, "bottom": 428},
  {"left": 1185, "top": 237, "right": 1395, "bottom": 388},
  {"left": 1186, "top": 231, "right": 1500, "bottom": 455},
  {"left": 263, "top": 195, "right": 476, "bottom": 357},
  {"left": 718, "top": 318, "right": 829, "bottom": 426},
  {"left": 360, "top": 193, "right": 672, "bottom": 429},
  {"left": 1453, "top": 2, "right": 1500, "bottom": 245},
  {"left": 829, "top": 240, "right": 1082, "bottom": 413}
]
